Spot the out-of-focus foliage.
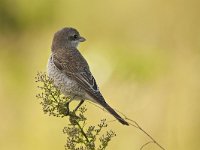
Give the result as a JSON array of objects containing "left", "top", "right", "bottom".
[
  {"left": 0, "top": 0, "right": 56, "bottom": 33},
  {"left": 0, "top": 0, "right": 200, "bottom": 150}
]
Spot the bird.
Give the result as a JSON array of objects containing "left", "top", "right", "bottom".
[{"left": 47, "top": 27, "right": 129, "bottom": 125}]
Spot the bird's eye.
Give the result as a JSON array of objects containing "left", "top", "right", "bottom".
[{"left": 73, "top": 35, "right": 78, "bottom": 39}]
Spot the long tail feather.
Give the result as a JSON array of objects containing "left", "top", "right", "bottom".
[{"left": 99, "top": 101, "right": 129, "bottom": 126}]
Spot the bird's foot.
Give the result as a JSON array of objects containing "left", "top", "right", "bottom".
[{"left": 63, "top": 102, "right": 70, "bottom": 116}]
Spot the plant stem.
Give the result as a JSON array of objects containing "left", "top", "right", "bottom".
[{"left": 75, "top": 120, "right": 95, "bottom": 150}]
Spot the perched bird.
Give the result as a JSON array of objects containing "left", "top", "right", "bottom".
[{"left": 47, "top": 27, "right": 129, "bottom": 125}]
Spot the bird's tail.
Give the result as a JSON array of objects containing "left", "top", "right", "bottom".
[{"left": 99, "top": 101, "right": 129, "bottom": 126}]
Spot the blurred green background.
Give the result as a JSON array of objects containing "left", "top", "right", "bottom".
[{"left": 0, "top": 0, "right": 200, "bottom": 149}]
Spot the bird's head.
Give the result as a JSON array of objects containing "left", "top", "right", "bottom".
[{"left": 52, "top": 27, "right": 86, "bottom": 50}]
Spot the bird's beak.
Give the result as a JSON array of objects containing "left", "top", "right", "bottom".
[{"left": 79, "top": 36, "right": 86, "bottom": 42}]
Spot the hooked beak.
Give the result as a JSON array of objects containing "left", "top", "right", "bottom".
[{"left": 78, "top": 36, "right": 86, "bottom": 42}]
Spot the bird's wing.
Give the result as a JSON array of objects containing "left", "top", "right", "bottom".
[
  {"left": 52, "top": 49, "right": 104, "bottom": 102},
  {"left": 52, "top": 50, "right": 129, "bottom": 125}
]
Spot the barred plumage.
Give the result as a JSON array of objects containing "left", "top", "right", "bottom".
[{"left": 47, "top": 27, "right": 129, "bottom": 125}]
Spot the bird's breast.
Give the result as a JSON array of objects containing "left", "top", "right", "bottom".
[{"left": 47, "top": 56, "right": 85, "bottom": 99}]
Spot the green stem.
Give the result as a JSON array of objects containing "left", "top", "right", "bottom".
[
  {"left": 76, "top": 121, "right": 89, "bottom": 143},
  {"left": 44, "top": 82, "right": 58, "bottom": 102},
  {"left": 75, "top": 120, "right": 94, "bottom": 150}
]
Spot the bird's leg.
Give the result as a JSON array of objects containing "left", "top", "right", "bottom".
[
  {"left": 73, "top": 100, "right": 84, "bottom": 112},
  {"left": 64, "top": 101, "right": 70, "bottom": 116},
  {"left": 64, "top": 96, "right": 76, "bottom": 115}
]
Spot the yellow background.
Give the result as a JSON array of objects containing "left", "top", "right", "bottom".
[{"left": 0, "top": 0, "right": 200, "bottom": 149}]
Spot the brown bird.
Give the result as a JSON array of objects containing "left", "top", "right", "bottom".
[{"left": 47, "top": 27, "right": 129, "bottom": 125}]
